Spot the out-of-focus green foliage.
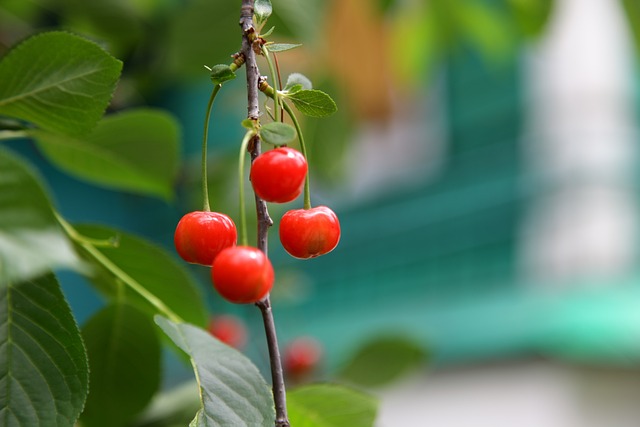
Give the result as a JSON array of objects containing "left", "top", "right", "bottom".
[
  {"left": 387, "top": 0, "right": 557, "bottom": 85},
  {"left": 338, "top": 336, "right": 428, "bottom": 388}
]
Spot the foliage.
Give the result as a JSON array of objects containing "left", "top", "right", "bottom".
[
  {"left": 0, "top": 2, "right": 375, "bottom": 426},
  {"left": 339, "top": 336, "right": 428, "bottom": 388}
]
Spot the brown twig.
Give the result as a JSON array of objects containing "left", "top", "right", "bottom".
[{"left": 240, "top": 2, "right": 289, "bottom": 426}]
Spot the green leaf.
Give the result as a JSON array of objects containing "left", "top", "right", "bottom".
[
  {"left": 287, "top": 384, "right": 378, "bottom": 427},
  {"left": 80, "top": 303, "right": 161, "bottom": 427},
  {"left": 134, "top": 380, "right": 201, "bottom": 427},
  {"left": 261, "top": 26, "right": 276, "bottom": 37},
  {"left": 241, "top": 118, "right": 257, "bottom": 130},
  {"left": 73, "top": 224, "right": 207, "bottom": 327},
  {"left": 209, "top": 64, "right": 237, "bottom": 85},
  {"left": 0, "top": 31, "right": 122, "bottom": 136},
  {"left": 30, "top": 109, "right": 180, "bottom": 201},
  {"left": 155, "top": 316, "right": 275, "bottom": 427},
  {"left": 0, "top": 148, "right": 81, "bottom": 283},
  {"left": 254, "top": 0, "right": 273, "bottom": 26},
  {"left": 284, "top": 73, "right": 312, "bottom": 92},
  {"left": 286, "top": 90, "right": 337, "bottom": 118},
  {"left": 338, "top": 336, "right": 427, "bottom": 388},
  {"left": 260, "top": 121, "right": 296, "bottom": 146},
  {"left": 266, "top": 43, "right": 302, "bottom": 53},
  {"left": 0, "top": 273, "right": 89, "bottom": 427}
]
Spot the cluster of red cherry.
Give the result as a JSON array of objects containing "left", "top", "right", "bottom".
[{"left": 174, "top": 146, "right": 340, "bottom": 304}]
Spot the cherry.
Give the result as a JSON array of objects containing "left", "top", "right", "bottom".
[
  {"left": 174, "top": 211, "right": 237, "bottom": 265},
  {"left": 211, "top": 246, "right": 274, "bottom": 304},
  {"left": 279, "top": 206, "right": 340, "bottom": 259},
  {"left": 208, "top": 315, "right": 248, "bottom": 349},
  {"left": 250, "top": 147, "right": 307, "bottom": 203},
  {"left": 283, "top": 337, "right": 323, "bottom": 380}
]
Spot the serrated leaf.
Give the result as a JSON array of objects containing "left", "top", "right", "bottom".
[
  {"left": 284, "top": 73, "right": 312, "bottom": 92},
  {"left": 260, "top": 121, "right": 296, "bottom": 146},
  {"left": 0, "top": 148, "right": 81, "bottom": 283},
  {"left": 155, "top": 316, "right": 275, "bottom": 427},
  {"left": 0, "top": 273, "right": 88, "bottom": 427},
  {"left": 0, "top": 31, "right": 122, "bottom": 136},
  {"left": 30, "top": 109, "right": 180, "bottom": 201},
  {"left": 338, "top": 336, "right": 427, "bottom": 388},
  {"left": 254, "top": 0, "right": 273, "bottom": 26},
  {"left": 80, "top": 303, "right": 161, "bottom": 427},
  {"left": 73, "top": 224, "right": 207, "bottom": 327},
  {"left": 266, "top": 43, "right": 302, "bottom": 53},
  {"left": 286, "top": 90, "right": 337, "bottom": 118},
  {"left": 287, "top": 384, "right": 378, "bottom": 427},
  {"left": 209, "top": 64, "right": 236, "bottom": 85}
]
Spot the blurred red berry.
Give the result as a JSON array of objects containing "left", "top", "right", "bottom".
[{"left": 208, "top": 315, "right": 247, "bottom": 349}]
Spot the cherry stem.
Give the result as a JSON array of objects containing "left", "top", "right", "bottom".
[
  {"left": 54, "top": 211, "right": 183, "bottom": 324},
  {"left": 201, "top": 84, "right": 222, "bottom": 212},
  {"left": 261, "top": 45, "right": 281, "bottom": 124},
  {"left": 282, "top": 101, "right": 312, "bottom": 210},
  {"left": 238, "top": 130, "right": 254, "bottom": 247},
  {"left": 258, "top": 82, "right": 312, "bottom": 209},
  {"left": 273, "top": 53, "right": 284, "bottom": 122}
]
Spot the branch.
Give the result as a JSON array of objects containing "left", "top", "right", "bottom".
[{"left": 240, "top": 2, "right": 289, "bottom": 426}]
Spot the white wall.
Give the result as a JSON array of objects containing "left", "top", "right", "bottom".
[
  {"left": 520, "top": 0, "right": 639, "bottom": 286},
  {"left": 376, "top": 360, "right": 640, "bottom": 427}
]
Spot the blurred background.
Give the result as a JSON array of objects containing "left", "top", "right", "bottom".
[{"left": 3, "top": 0, "right": 640, "bottom": 425}]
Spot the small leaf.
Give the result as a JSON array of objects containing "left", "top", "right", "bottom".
[
  {"left": 254, "top": 0, "right": 273, "bottom": 26},
  {"left": 0, "top": 31, "right": 122, "bottom": 136},
  {"left": 260, "top": 121, "right": 296, "bottom": 146},
  {"left": 287, "top": 89, "right": 338, "bottom": 118},
  {"left": 73, "top": 224, "right": 207, "bottom": 327},
  {"left": 266, "top": 43, "right": 302, "bottom": 53},
  {"left": 209, "top": 64, "right": 237, "bottom": 85},
  {"left": 155, "top": 316, "right": 275, "bottom": 427},
  {"left": 80, "top": 303, "right": 161, "bottom": 427},
  {"left": 288, "top": 384, "right": 378, "bottom": 427},
  {"left": 261, "top": 26, "right": 276, "bottom": 37},
  {"left": 285, "top": 84, "right": 303, "bottom": 94},
  {"left": 0, "top": 148, "right": 81, "bottom": 283},
  {"left": 30, "top": 109, "right": 180, "bottom": 201},
  {"left": 0, "top": 273, "right": 89, "bottom": 427},
  {"left": 241, "top": 118, "right": 257, "bottom": 130},
  {"left": 284, "top": 73, "right": 312, "bottom": 92},
  {"left": 338, "top": 336, "right": 427, "bottom": 388}
]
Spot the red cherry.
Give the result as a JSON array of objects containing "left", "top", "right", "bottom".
[
  {"left": 208, "top": 315, "right": 248, "bottom": 349},
  {"left": 211, "top": 246, "right": 274, "bottom": 304},
  {"left": 250, "top": 147, "right": 307, "bottom": 203},
  {"left": 279, "top": 206, "right": 340, "bottom": 259},
  {"left": 174, "top": 211, "right": 237, "bottom": 265},
  {"left": 284, "top": 337, "right": 322, "bottom": 379}
]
